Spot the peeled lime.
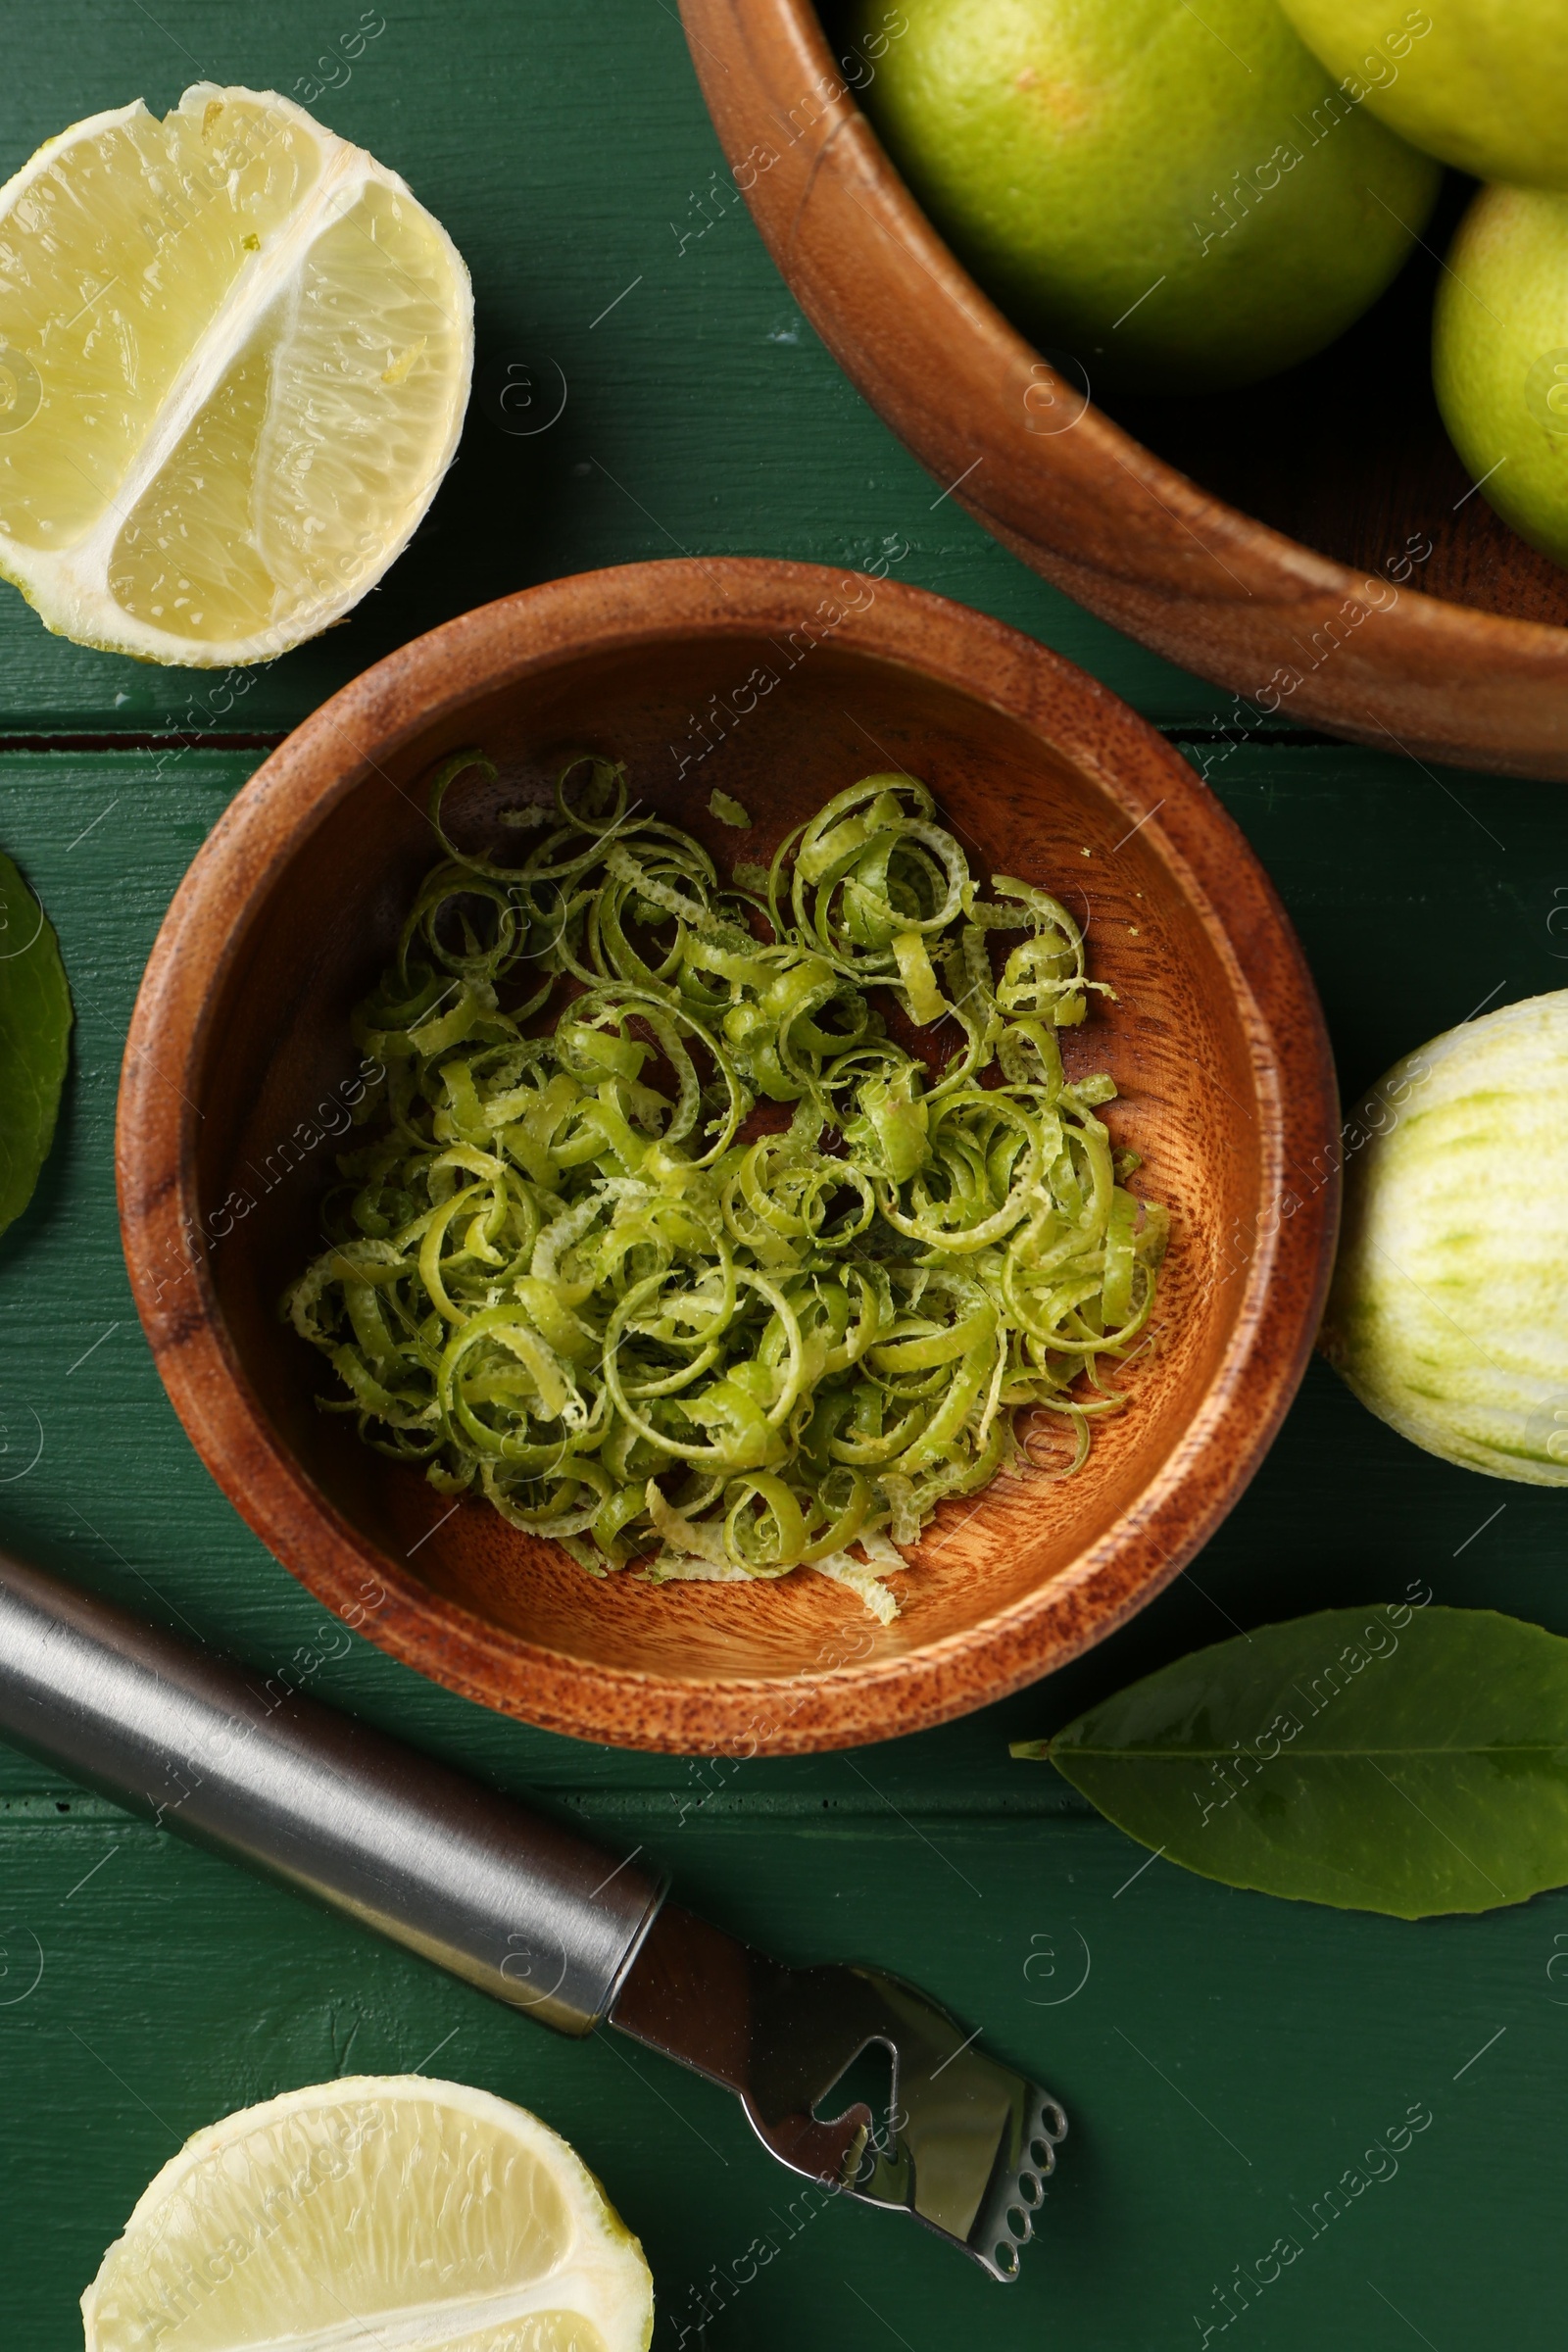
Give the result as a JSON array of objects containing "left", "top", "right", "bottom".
[
  {"left": 1278, "top": 0, "right": 1568, "bottom": 191},
  {"left": 1433, "top": 184, "right": 1568, "bottom": 570},
  {"left": 849, "top": 0, "right": 1441, "bottom": 392},
  {"left": 1321, "top": 994, "right": 1568, "bottom": 1486}
]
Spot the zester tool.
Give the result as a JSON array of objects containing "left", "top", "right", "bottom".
[{"left": 0, "top": 1547, "right": 1065, "bottom": 2280}]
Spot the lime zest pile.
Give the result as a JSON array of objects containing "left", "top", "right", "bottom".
[{"left": 284, "top": 754, "right": 1166, "bottom": 1615}]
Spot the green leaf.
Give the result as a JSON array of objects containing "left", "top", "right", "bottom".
[
  {"left": 1016, "top": 1605, "right": 1568, "bottom": 1919},
  {"left": 0, "top": 852, "right": 72, "bottom": 1241}
]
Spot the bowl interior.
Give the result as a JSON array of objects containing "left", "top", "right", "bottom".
[
  {"left": 811, "top": 1, "right": 1565, "bottom": 632},
  {"left": 194, "top": 630, "right": 1264, "bottom": 1685},
  {"left": 1099, "top": 173, "right": 1568, "bottom": 631}
]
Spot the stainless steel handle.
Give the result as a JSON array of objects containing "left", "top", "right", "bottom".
[{"left": 0, "top": 1549, "right": 664, "bottom": 2035}]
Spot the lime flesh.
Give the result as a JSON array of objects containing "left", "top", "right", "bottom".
[
  {"left": 0, "top": 85, "right": 471, "bottom": 665},
  {"left": 81, "top": 2075, "right": 656, "bottom": 2351}
]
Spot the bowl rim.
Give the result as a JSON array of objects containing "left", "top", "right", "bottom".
[
  {"left": 678, "top": 0, "right": 1568, "bottom": 779},
  {"left": 117, "top": 556, "right": 1340, "bottom": 1752}
]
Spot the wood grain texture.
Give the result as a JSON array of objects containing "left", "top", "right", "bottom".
[
  {"left": 0, "top": 0, "right": 1208, "bottom": 735},
  {"left": 116, "top": 560, "right": 1338, "bottom": 1752},
  {"left": 4, "top": 738, "right": 1568, "bottom": 2349},
  {"left": 8, "top": 1799, "right": 1564, "bottom": 2351},
  {"left": 679, "top": 0, "right": 1568, "bottom": 778},
  {"left": 0, "top": 0, "right": 1565, "bottom": 2341}
]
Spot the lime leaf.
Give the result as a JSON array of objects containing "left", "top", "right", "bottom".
[
  {"left": 0, "top": 852, "right": 72, "bottom": 1240},
  {"left": 709, "top": 789, "right": 752, "bottom": 828},
  {"left": 1018, "top": 1606, "right": 1568, "bottom": 1919}
]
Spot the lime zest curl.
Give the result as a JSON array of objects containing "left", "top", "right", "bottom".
[{"left": 283, "top": 756, "right": 1167, "bottom": 1616}]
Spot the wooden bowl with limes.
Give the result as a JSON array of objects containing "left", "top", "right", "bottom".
[
  {"left": 118, "top": 558, "right": 1337, "bottom": 1753},
  {"left": 679, "top": 0, "right": 1568, "bottom": 780}
]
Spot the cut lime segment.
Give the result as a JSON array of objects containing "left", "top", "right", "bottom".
[
  {"left": 0, "top": 84, "right": 471, "bottom": 664},
  {"left": 80, "top": 2075, "right": 655, "bottom": 2350}
]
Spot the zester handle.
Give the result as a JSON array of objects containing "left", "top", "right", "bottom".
[{"left": 0, "top": 1549, "right": 664, "bottom": 2035}]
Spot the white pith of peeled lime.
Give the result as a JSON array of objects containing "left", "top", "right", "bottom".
[{"left": 1322, "top": 992, "right": 1568, "bottom": 1484}]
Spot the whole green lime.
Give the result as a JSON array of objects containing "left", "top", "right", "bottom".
[
  {"left": 1278, "top": 0, "right": 1568, "bottom": 190},
  {"left": 849, "top": 0, "right": 1441, "bottom": 391},
  {"left": 1434, "top": 184, "right": 1568, "bottom": 570}
]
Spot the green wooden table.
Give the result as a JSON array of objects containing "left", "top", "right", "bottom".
[{"left": 2, "top": 7, "right": 1564, "bottom": 2346}]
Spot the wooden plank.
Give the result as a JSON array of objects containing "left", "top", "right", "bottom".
[
  {"left": 0, "top": 0, "right": 1204, "bottom": 734},
  {"left": 2, "top": 1803, "right": 1560, "bottom": 2349},
  {"left": 0, "top": 760, "right": 1561, "bottom": 2345},
  {"left": 0, "top": 1, "right": 1562, "bottom": 2332},
  {"left": 0, "top": 738, "right": 1562, "bottom": 1811}
]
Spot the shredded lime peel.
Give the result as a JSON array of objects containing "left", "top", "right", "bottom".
[{"left": 283, "top": 756, "right": 1166, "bottom": 1617}]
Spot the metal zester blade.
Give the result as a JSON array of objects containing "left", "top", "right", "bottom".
[
  {"left": 612, "top": 1904, "right": 1067, "bottom": 2278},
  {"left": 0, "top": 1547, "right": 1066, "bottom": 2281}
]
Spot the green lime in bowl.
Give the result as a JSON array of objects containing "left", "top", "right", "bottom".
[
  {"left": 1435, "top": 185, "right": 1568, "bottom": 572},
  {"left": 847, "top": 0, "right": 1441, "bottom": 392}
]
